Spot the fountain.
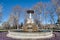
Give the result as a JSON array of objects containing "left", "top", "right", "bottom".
[{"left": 7, "top": 10, "right": 54, "bottom": 39}]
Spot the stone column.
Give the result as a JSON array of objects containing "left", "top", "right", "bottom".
[{"left": 29, "top": 13, "right": 32, "bottom": 19}]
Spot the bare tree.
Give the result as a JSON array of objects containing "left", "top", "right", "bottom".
[
  {"left": 51, "top": 0, "right": 60, "bottom": 28},
  {"left": 8, "top": 13, "right": 15, "bottom": 27},
  {"left": 13, "top": 5, "right": 21, "bottom": 29},
  {"left": 8, "top": 5, "right": 21, "bottom": 29},
  {"left": 33, "top": 2, "right": 45, "bottom": 25},
  {"left": 32, "top": 1, "right": 58, "bottom": 29},
  {"left": 2, "top": 22, "right": 10, "bottom": 29},
  {"left": 0, "top": 5, "right": 2, "bottom": 23}
]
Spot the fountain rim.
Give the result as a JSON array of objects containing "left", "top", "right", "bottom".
[
  {"left": 8, "top": 29, "right": 53, "bottom": 33},
  {"left": 7, "top": 29, "right": 54, "bottom": 39}
]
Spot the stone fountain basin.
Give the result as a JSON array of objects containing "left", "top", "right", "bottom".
[{"left": 7, "top": 29, "right": 54, "bottom": 39}]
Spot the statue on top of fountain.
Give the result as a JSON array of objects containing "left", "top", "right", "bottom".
[{"left": 22, "top": 10, "right": 38, "bottom": 32}]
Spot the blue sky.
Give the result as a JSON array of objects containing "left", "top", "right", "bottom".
[{"left": 0, "top": 0, "right": 58, "bottom": 25}]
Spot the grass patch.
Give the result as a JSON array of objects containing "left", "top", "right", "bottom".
[{"left": 0, "top": 30, "right": 8, "bottom": 32}]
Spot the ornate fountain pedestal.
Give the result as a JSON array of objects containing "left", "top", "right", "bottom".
[
  {"left": 7, "top": 10, "right": 54, "bottom": 39},
  {"left": 22, "top": 10, "right": 39, "bottom": 32},
  {"left": 22, "top": 23, "right": 38, "bottom": 32}
]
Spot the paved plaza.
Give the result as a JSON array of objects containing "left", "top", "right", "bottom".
[{"left": 0, "top": 32, "right": 60, "bottom": 40}]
